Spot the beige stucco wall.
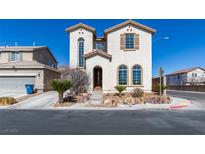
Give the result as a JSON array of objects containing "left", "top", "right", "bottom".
[
  {"left": 33, "top": 49, "right": 57, "bottom": 68},
  {"left": 0, "top": 52, "right": 9, "bottom": 63},
  {"left": 23, "top": 52, "right": 33, "bottom": 61},
  {"left": 69, "top": 28, "right": 93, "bottom": 68},
  {"left": 187, "top": 69, "right": 205, "bottom": 79},
  {"left": 43, "top": 69, "right": 61, "bottom": 91},
  {"left": 106, "top": 25, "right": 152, "bottom": 92},
  {"left": 0, "top": 51, "right": 33, "bottom": 63},
  {"left": 0, "top": 68, "right": 61, "bottom": 92},
  {"left": 85, "top": 56, "right": 111, "bottom": 92}
]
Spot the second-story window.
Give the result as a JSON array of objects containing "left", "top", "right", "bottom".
[
  {"left": 78, "top": 38, "right": 84, "bottom": 67},
  {"left": 9, "top": 51, "right": 22, "bottom": 62},
  {"left": 125, "top": 33, "right": 134, "bottom": 49},
  {"left": 96, "top": 43, "right": 104, "bottom": 51}
]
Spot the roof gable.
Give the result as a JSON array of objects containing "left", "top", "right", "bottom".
[
  {"left": 166, "top": 67, "right": 205, "bottom": 76},
  {"left": 84, "top": 50, "right": 112, "bottom": 61},
  {"left": 104, "top": 19, "right": 156, "bottom": 35},
  {"left": 65, "top": 23, "right": 96, "bottom": 34}
]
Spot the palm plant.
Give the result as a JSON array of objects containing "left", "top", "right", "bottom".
[
  {"left": 114, "top": 85, "right": 126, "bottom": 96},
  {"left": 51, "top": 79, "right": 72, "bottom": 103}
]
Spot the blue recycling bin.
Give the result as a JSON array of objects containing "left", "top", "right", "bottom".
[{"left": 25, "top": 84, "right": 34, "bottom": 94}]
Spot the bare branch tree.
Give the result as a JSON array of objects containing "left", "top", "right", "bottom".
[{"left": 61, "top": 66, "right": 90, "bottom": 94}]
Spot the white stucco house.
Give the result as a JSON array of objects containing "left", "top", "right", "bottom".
[
  {"left": 66, "top": 20, "right": 156, "bottom": 93},
  {"left": 166, "top": 67, "right": 205, "bottom": 86}
]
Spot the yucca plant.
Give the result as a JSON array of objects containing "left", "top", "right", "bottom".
[
  {"left": 51, "top": 79, "right": 73, "bottom": 103},
  {"left": 114, "top": 85, "right": 126, "bottom": 96}
]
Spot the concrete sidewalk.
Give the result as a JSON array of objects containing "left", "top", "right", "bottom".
[
  {"left": 0, "top": 90, "right": 26, "bottom": 98},
  {"left": 89, "top": 90, "right": 103, "bottom": 104},
  {"left": 7, "top": 91, "right": 58, "bottom": 109},
  {"left": 168, "top": 89, "right": 205, "bottom": 94}
]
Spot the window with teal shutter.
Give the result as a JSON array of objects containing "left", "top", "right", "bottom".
[
  {"left": 20, "top": 52, "right": 23, "bottom": 61},
  {"left": 10, "top": 51, "right": 21, "bottom": 62},
  {"left": 8, "top": 52, "right": 12, "bottom": 62}
]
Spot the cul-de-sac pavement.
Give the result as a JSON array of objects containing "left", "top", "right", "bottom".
[{"left": 0, "top": 90, "right": 205, "bottom": 135}]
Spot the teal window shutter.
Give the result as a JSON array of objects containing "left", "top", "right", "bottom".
[
  {"left": 8, "top": 52, "right": 12, "bottom": 62},
  {"left": 20, "top": 52, "right": 23, "bottom": 61}
]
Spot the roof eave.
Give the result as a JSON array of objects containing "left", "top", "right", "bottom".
[
  {"left": 104, "top": 19, "right": 156, "bottom": 35},
  {"left": 65, "top": 23, "right": 96, "bottom": 34}
]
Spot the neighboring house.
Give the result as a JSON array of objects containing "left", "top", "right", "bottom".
[
  {"left": 166, "top": 67, "right": 205, "bottom": 86},
  {"left": 57, "top": 65, "right": 69, "bottom": 79},
  {"left": 66, "top": 20, "right": 156, "bottom": 93},
  {"left": 0, "top": 46, "right": 61, "bottom": 92}
]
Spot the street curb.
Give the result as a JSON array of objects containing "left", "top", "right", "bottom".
[
  {"left": 168, "top": 98, "right": 192, "bottom": 110},
  {"left": 169, "top": 105, "right": 189, "bottom": 110},
  {"left": 0, "top": 97, "right": 192, "bottom": 111}
]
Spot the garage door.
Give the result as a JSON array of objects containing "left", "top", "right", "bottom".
[{"left": 0, "top": 76, "right": 35, "bottom": 91}]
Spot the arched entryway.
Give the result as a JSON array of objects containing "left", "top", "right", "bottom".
[{"left": 93, "top": 66, "right": 102, "bottom": 90}]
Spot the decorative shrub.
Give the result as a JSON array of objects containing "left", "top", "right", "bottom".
[
  {"left": 50, "top": 79, "right": 73, "bottom": 104},
  {"left": 114, "top": 85, "right": 126, "bottom": 95},
  {"left": 0, "top": 97, "right": 16, "bottom": 105},
  {"left": 132, "top": 88, "right": 144, "bottom": 98},
  {"left": 156, "top": 83, "right": 167, "bottom": 94},
  {"left": 146, "top": 95, "right": 171, "bottom": 104}
]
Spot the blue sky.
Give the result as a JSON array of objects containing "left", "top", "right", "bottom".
[{"left": 0, "top": 19, "right": 205, "bottom": 76}]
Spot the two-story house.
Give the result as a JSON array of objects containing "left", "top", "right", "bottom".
[
  {"left": 166, "top": 67, "right": 205, "bottom": 86},
  {"left": 0, "top": 46, "right": 61, "bottom": 92},
  {"left": 66, "top": 20, "right": 156, "bottom": 93}
]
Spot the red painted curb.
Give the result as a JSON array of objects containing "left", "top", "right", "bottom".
[{"left": 170, "top": 105, "right": 188, "bottom": 109}]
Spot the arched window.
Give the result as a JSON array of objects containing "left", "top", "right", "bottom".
[
  {"left": 132, "top": 65, "right": 142, "bottom": 85},
  {"left": 118, "top": 65, "right": 128, "bottom": 85},
  {"left": 78, "top": 38, "right": 84, "bottom": 67}
]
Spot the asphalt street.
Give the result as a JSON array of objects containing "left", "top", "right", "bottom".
[
  {"left": 1, "top": 109, "right": 205, "bottom": 135},
  {"left": 168, "top": 90, "right": 205, "bottom": 108}
]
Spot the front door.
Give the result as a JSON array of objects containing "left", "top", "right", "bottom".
[{"left": 93, "top": 66, "right": 102, "bottom": 90}]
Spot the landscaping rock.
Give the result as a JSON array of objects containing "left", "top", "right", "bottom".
[
  {"left": 118, "top": 99, "right": 124, "bottom": 104},
  {"left": 104, "top": 99, "right": 112, "bottom": 104},
  {"left": 124, "top": 97, "right": 132, "bottom": 104}
]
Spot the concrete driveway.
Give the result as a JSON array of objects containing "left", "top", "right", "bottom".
[
  {"left": 8, "top": 91, "right": 58, "bottom": 109},
  {"left": 0, "top": 90, "right": 27, "bottom": 98}
]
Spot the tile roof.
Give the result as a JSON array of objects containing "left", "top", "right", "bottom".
[
  {"left": 65, "top": 23, "right": 96, "bottom": 34},
  {"left": 84, "top": 49, "right": 112, "bottom": 61},
  {"left": 0, "top": 46, "right": 46, "bottom": 51},
  {"left": 104, "top": 19, "right": 156, "bottom": 34},
  {"left": 0, "top": 61, "right": 60, "bottom": 72},
  {"left": 166, "top": 67, "right": 205, "bottom": 76}
]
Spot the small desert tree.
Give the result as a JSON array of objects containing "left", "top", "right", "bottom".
[
  {"left": 115, "top": 85, "right": 126, "bottom": 96},
  {"left": 51, "top": 79, "right": 72, "bottom": 104},
  {"left": 156, "top": 83, "right": 167, "bottom": 95},
  {"left": 62, "top": 67, "right": 90, "bottom": 94}
]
